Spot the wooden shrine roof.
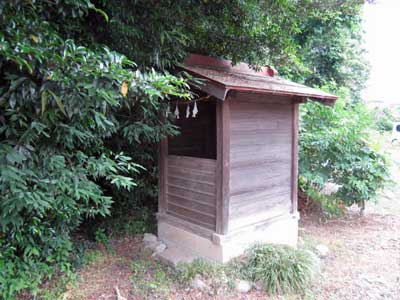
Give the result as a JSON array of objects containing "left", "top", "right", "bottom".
[{"left": 181, "top": 54, "right": 337, "bottom": 105}]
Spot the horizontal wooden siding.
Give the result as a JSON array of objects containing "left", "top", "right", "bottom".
[
  {"left": 166, "top": 155, "right": 217, "bottom": 230},
  {"left": 228, "top": 96, "right": 293, "bottom": 230}
]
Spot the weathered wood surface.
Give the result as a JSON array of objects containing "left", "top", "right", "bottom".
[
  {"left": 166, "top": 155, "right": 217, "bottom": 231},
  {"left": 168, "top": 155, "right": 216, "bottom": 171},
  {"left": 158, "top": 138, "right": 168, "bottom": 214},
  {"left": 229, "top": 91, "right": 293, "bottom": 105},
  {"left": 228, "top": 97, "right": 293, "bottom": 230},
  {"left": 216, "top": 99, "right": 230, "bottom": 235},
  {"left": 291, "top": 103, "right": 299, "bottom": 213},
  {"left": 157, "top": 213, "right": 214, "bottom": 239}
]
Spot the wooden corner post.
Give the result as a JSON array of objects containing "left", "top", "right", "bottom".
[
  {"left": 216, "top": 99, "right": 230, "bottom": 235},
  {"left": 291, "top": 102, "right": 299, "bottom": 214},
  {"left": 158, "top": 138, "right": 168, "bottom": 215}
]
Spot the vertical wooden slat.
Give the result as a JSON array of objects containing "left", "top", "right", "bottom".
[
  {"left": 158, "top": 138, "right": 168, "bottom": 214},
  {"left": 291, "top": 102, "right": 299, "bottom": 214},
  {"left": 216, "top": 99, "right": 231, "bottom": 234},
  {"left": 216, "top": 101, "right": 222, "bottom": 233},
  {"left": 222, "top": 100, "right": 231, "bottom": 233}
]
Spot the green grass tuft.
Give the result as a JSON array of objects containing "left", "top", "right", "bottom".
[
  {"left": 82, "top": 249, "right": 104, "bottom": 265},
  {"left": 176, "top": 259, "right": 220, "bottom": 283},
  {"left": 130, "top": 259, "right": 172, "bottom": 299},
  {"left": 176, "top": 258, "right": 237, "bottom": 292},
  {"left": 241, "top": 244, "right": 317, "bottom": 295}
]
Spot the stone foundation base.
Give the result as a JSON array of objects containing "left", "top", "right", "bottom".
[{"left": 157, "top": 212, "right": 299, "bottom": 264}]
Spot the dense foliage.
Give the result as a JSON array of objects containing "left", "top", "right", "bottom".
[
  {"left": 0, "top": 0, "right": 389, "bottom": 298},
  {"left": 294, "top": 3, "right": 390, "bottom": 212},
  {"left": 0, "top": 1, "right": 189, "bottom": 298},
  {"left": 93, "top": 0, "right": 303, "bottom": 69},
  {"left": 293, "top": 2, "right": 368, "bottom": 100},
  {"left": 371, "top": 107, "right": 395, "bottom": 133},
  {"left": 299, "top": 89, "right": 389, "bottom": 215}
]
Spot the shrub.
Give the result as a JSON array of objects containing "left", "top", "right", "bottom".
[
  {"left": 372, "top": 107, "right": 394, "bottom": 133},
  {"left": 0, "top": 1, "right": 189, "bottom": 298},
  {"left": 299, "top": 88, "right": 390, "bottom": 213},
  {"left": 241, "top": 244, "right": 317, "bottom": 295}
]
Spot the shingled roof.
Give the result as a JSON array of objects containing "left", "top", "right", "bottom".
[{"left": 181, "top": 54, "right": 337, "bottom": 105}]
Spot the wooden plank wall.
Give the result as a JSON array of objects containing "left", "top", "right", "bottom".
[
  {"left": 165, "top": 155, "right": 217, "bottom": 231},
  {"left": 228, "top": 94, "right": 293, "bottom": 231}
]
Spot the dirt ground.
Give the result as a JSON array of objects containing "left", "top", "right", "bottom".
[
  {"left": 301, "top": 213, "right": 399, "bottom": 300},
  {"left": 301, "top": 141, "right": 400, "bottom": 300},
  {"left": 65, "top": 141, "right": 400, "bottom": 300},
  {"left": 64, "top": 213, "right": 399, "bottom": 300}
]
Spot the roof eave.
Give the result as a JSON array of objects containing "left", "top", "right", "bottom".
[
  {"left": 225, "top": 85, "right": 338, "bottom": 104},
  {"left": 180, "top": 65, "right": 338, "bottom": 106}
]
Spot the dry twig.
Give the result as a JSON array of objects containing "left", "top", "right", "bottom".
[{"left": 115, "top": 286, "right": 127, "bottom": 300}]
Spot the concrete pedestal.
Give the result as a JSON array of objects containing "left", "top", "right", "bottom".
[{"left": 157, "top": 212, "right": 299, "bottom": 264}]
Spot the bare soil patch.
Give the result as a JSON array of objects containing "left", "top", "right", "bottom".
[
  {"left": 65, "top": 210, "right": 399, "bottom": 300},
  {"left": 66, "top": 237, "right": 142, "bottom": 300},
  {"left": 302, "top": 212, "right": 400, "bottom": 300},
  {"left": 301, "top": 140, "right": 400, "bottom": 300}
]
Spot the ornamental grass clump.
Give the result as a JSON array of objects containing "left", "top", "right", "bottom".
[{"left": 241, "top": 244, "right": 317, "bottom": 295}]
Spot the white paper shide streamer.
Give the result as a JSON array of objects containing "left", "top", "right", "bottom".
[
  {"left": 174, "top": 104, "right": 180, "bottom": 119},
  {"left": 192, "top": 101, "right": 198, "bottom": 117},
  {"left": 186, "top": 103, "right": 190, "bottom": 118}
]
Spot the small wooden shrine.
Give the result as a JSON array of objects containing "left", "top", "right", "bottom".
[{"left": 157, "top": 54, "right": 337, "bottom": 263}]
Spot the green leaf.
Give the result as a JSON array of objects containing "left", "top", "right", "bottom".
[
  {"left": 90, "top": 5, "right": 109, "bottom": 22},
  {"left": 47, "top": 90, "right": 67, "bottom": 117},
  {"left": 41, "top": 90, "right": 47, "bottom": 114}
]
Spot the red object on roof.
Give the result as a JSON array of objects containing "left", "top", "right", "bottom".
[{"left": 181, "top": 54, "right": 337, "bottom": 105}]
